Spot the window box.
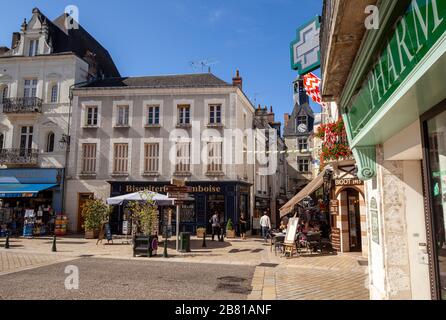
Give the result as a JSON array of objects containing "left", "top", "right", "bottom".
[
  {"left": 206, "top": 123, "right": 224, "bottom": 128},
  {"left": 142, "top": 172, "right": 160, "bottom": 177},
  {"left": 111, "top": 173, "right": 129, "bottom": 178},
  {"left": 144, "top": 124, "right": 162, "bottom": 129},
  {"left": 78, "top": 173, "right": 97, "bottom": 179},
  {"left": 176, "top": 123, "right": 191, "bottom": 129},
  {"left": 206, "top": 171, "right": 225, "bottom": 177}
]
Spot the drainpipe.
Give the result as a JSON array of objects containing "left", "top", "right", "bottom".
[{"left": 60, "top": 80, "right": 92, "bottom": 218}]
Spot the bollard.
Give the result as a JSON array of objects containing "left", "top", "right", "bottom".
[
  {"left": 202, "top": 231, "right": 207, "bottom": 248},
  {"left": 5, "top": 233, "right": 10, "bottom": 249},
  {"left": 163, "top": 238, "right": 168, "bottom": 258},
  {"left": 52, "top": 235, "right": 57, "bottom": 252}
]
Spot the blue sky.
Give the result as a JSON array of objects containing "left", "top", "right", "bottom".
[{"left": 0, "top": 0, "right": 323, "bottom": 121}]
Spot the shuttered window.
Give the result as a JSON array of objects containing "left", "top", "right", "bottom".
[
  {"left": 144, "top": 143, "right": 160, "bottom": 173},
  {"left": 175, "top": 142, "right": 190, "bottom": 173},
  {"left": 113, "top": 143, "right": 129, "bottom": 174},
  {"left": 82, "top": 144, "right": 97, "bottom": 174},
  {"left": 207, "top": 142, "right": 222, "bottom": 173}
]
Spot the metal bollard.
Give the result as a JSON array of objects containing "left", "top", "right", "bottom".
[
  {"left": 163, "top": 238, "right": 168, "bottom": 258},
  {"left": 52, "top": 235, "right": 57, "bottom": 252},
  {"left": 5, "top": 233, "right": 10, "bottom": 249},
  {"left": 202, "top": 231, "right": 207, "bottom": 248}
]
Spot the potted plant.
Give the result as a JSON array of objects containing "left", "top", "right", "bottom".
[
  {"left": 226, "top": 219, "right": 236, "bottom": 238},
  {"left": 81, "top": 198, "right": 110, "bottom": 239},
  {"left": 196, "top": 226, "right": 206, "bottom": 238},
  {"left": 126, "top": 191, "right": 159, "bottom": 257}
]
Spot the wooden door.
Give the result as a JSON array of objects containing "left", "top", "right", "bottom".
[{"left": 77, "top": 193, "right": 94, "bottom": 233}]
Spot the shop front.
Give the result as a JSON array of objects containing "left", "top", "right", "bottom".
[
  {"left": 329, "top": 174, "right": 366, "bottom": 255},
  {"left": 421, "top": 103, "right": 446, "bottom": 300},
  {"left": 108, "top": 181, "right": 251, "bottom": 236},
  {"left": 335, "top": 0, "right": 446, "bottom": 300},
  {"left": 0, "top": 168, "right": 64, "bottom": 237}
]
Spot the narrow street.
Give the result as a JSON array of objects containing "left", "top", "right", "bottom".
[{"left": 0, "top": 237, "right": 369, "bottom": 300}]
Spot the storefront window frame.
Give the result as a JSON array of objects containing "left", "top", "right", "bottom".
[{"left": 420, "top": 99, "right": 446, "bottom": 300}]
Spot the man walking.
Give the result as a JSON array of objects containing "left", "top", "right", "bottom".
[
  {"left": 259, "top": 211, "right": 271, "bottom": 242},
  {"left": 210, "top": 212, "right": 220, "bottom": 241}
]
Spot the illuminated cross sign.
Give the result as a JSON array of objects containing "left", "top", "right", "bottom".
[{"left": 290, "top": 16, "right": 321, "bottom": 75}]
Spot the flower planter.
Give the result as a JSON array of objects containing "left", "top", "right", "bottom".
[
  {"left": 85, "top": 229, "right": 99, "bottom": 239},
  {"left": 226, "top": 230, "right": 236, "bottom": 238},
  {"left": 196, "top": 229, "right": 206, "bottom": 238}
]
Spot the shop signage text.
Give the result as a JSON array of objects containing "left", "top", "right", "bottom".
[
  {"left": 346, "top": 0, "right": 446, "bottom": 139},
  {"left": 335, "top": 179, "right": 364, "bottom": 186},
  {"left": 330, "top": 200, "right": 339, "bottom": 215},
  {"left": 125, "top": 184, "right": 221, "bottom": 194}
]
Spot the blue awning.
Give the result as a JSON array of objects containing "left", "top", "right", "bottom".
[{"left": 0, "top": 184, "right": 58, "bottom": 198}]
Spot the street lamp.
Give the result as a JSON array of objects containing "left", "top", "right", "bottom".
[{"left": 59, "top": 134, "right": 71, "bottom": 150}]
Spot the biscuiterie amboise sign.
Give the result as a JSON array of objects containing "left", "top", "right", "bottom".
[
  {"left": 125, "top": 184, "right": 222, "bottom": 194},
  {"left": 345, "top": 0, "right": 446, "bottom": 140}
]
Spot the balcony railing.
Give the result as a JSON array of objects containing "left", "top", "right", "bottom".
[
  {"left": 0, "top": 149, "right": 39, "bottom": 166},
  {"left": 1, "top": 97, "right": 43, "bottom": 114}
]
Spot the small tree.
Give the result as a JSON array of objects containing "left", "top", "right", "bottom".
[
  {"left": 81, "top": 198, "right": 110, "bottom": 231},
  {"left": 126, "top": 191, "right": 158, "bottom": 236},
  {"left": 226, "top": 219, "right": 234, "bottom": 231}
]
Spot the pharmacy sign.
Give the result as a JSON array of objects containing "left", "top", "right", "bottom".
[{"left": 290, "top": 16, "right": 321, "bottom": 75}]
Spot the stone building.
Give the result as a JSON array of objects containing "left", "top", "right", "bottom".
[
  {"left": 321, "top": 0, "right": 446, "bottom": 300},
  {"left": 0, "top": 8, "right": 119, "bottom": 218},
  {"left": 253, "top": 105, "right": 287, "bottom": 227},
  {"left": 66, "top": 72, "right": 257, "bottom": 235}
]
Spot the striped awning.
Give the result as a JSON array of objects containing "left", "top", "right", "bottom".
[{"left": 279, "top": 167, "right": 330, "bottom": 218}]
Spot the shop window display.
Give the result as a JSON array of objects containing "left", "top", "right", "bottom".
[
  {"left": 0, "top": 194, "right": 57, "bottom": 237},
  {"left": 426, "top": 108, "right": 446, "bottom": 300}
]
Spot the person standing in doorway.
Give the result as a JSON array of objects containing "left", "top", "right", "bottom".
[
  {"left": 259, "top": 211, "right": 271, "bottom": 242},
  {"left": 210, "top": 212, "right": 220, "bottom": 241}
]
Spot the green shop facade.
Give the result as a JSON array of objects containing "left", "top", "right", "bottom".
[{"left": 340, "top": 0, "right": 446, "bottom": 299}]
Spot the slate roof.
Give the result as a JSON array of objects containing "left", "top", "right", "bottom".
[
  {"left": 78, "top": 73, "right": 232, "bottom": 89},
  {"left": 0, "top": 8, "right": 120, "bottom": 78}
]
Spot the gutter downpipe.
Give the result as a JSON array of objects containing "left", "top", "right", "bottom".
[{"left": 60, "top": 79, "right": 93, "bottom": 219}]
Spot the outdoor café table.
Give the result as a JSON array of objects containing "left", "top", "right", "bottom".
[{"left": 271, "top": 232, "right": 286, "bottom": 252}]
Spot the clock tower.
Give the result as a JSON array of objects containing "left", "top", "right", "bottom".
[{"left": 283, "top": 76, "right": 315, "bottom": 199}]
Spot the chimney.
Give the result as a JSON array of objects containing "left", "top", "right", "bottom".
[
  {"left": 232, "top": 70, "right": 243, "bottom": 90},
  {"left": 284, "top": 113, "right": 290, "bottom": 127},
  {"left": 267, "top": 106, "right": 275, "bottom": 124}
]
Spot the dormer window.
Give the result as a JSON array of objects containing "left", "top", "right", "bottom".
[{"left": 28, "top": 39, "right": 39, "bottom": 57}]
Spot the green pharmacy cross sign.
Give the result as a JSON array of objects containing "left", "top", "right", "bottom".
[{"left": 290, "top": 16, "right": 321, "bottom": 75}]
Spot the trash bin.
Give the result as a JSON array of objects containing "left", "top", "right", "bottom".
[{"left": 179, "top": 232, "right": 191, "bottom": 252}]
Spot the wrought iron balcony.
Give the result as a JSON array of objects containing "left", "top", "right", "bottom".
[
  {"left": 1, "top": 97, "right": 43, "bottom": 114},
  {"left": 0, "top": 148, "right": 39, "bottom": 166}
]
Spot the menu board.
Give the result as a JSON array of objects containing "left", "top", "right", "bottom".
[
  {"left": 180, "top": 203, "right": 195, "bottom": 223},
  {"left": 331, "top": 228, "right": 341, "bottom": 251}
]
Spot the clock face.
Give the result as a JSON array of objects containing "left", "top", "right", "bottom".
[{"left": 298, "top": 124, "right": 308, "bottom": 133}]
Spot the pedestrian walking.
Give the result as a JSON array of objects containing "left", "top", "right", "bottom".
[
  {"left": 209, "top": 212, "right": 220, "bottom": 241},
  {"left": 239, "top": 214, "right": 247, "bottom": 240},
  {"left": 259, "top": 211, "right": 271, "bottom": 242}
]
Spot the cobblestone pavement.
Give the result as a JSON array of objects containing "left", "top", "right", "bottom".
[
  {"left": 1, "top": 235, "right": 369, "bottom": 300},
  {"left": 0, "top": 251, "right": 77, "bottom": 276},
  {"left": 0, "top": 258, "right": 254, "bottom": 300}
]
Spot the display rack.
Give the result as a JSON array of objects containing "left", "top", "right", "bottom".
[{"left": 55, "top": 215, "right": 68, "bottom": 236}]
